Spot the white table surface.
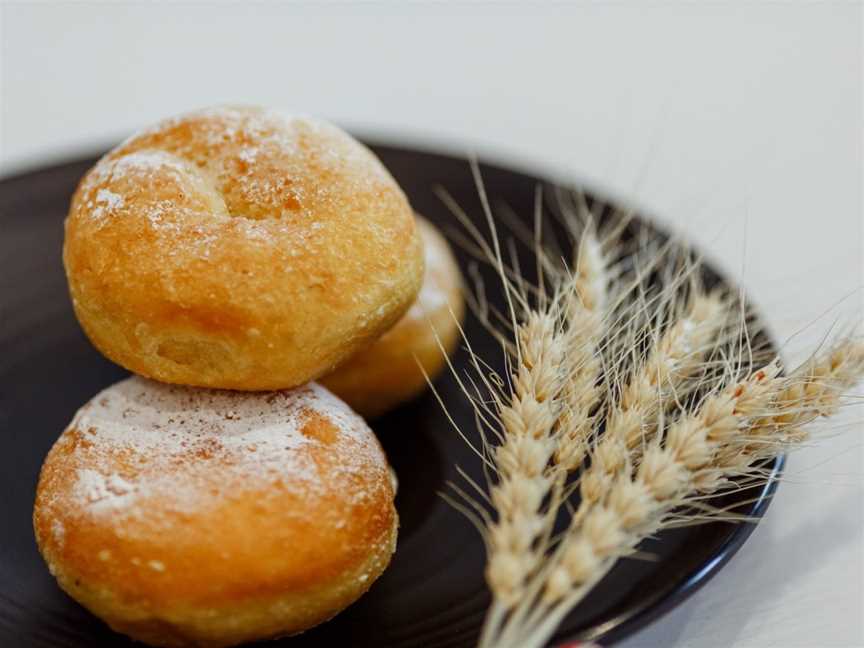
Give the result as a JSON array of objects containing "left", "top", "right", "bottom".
[{"left": 2, "top": 3, "right": 862, "bottom": 647}]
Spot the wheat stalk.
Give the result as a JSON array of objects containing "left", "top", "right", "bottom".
[
  {"left": 439, "top": 177, "right": 863, "bottom": 647},
  {"left": 482, "top": 339, "right": 864, "bottom": 648}
]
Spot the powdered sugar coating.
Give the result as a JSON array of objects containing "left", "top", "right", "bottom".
[
  {"left": 45, "top": 377, "right": 390, "bottom": 526},
  {"left": 72, "top": 106, "right": 399, "bottom": 268},
  {"left": 81, "top": 105, "right": 391, "bottom": 229}
]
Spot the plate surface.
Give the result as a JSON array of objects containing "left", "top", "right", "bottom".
[{"left": 0, "top": 144, "right": 780, "bottom": 647}]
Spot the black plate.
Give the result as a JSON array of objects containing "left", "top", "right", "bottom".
[{"left": 0, "top": 143, "right": 781, "bottom": 647}]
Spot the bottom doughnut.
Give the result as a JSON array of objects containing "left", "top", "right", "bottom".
[{"left": 33, "top": 377, "right": 398, "bottom": 647}]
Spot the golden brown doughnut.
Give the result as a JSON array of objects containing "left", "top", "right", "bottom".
[
  {"left": 63, "top": 106, "right": 424, "bottom": 390},
  {"left": 321, "top": 217, "right": 464, "bottom": 417},
  {"left": 33, "top": 377, "right": 398, "bottom": 647}
]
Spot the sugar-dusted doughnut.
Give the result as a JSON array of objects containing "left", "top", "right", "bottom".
[
  {"left": 63, "top": 106, "right": 424, "bottom": 390},
  {"left": 33, "top": 377, "right": 398, "bottom": 647}
]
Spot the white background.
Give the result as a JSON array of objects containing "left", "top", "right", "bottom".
[{"left": 2, "top": 2, "right": 862, "bottom": 647}]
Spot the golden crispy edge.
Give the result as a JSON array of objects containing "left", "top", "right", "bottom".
[{"left": 36, "top": 516, "right": 397, "bottom": 648}]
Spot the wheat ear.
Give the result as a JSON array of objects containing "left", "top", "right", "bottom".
[
  {"left": 476, "top": 293, "right": 574, "bottom": 648},
  {"left": 711, "top": 339, "right": 864, "bottom": 478},
  {"left": 485, "top": 308, "right": 566, "bottom": 603},
  {"left": 451, "top": 167, "right": 577, "bottom": 642},
  {"left": 554, "top": 227, "right": 609, "bottom": 471}
]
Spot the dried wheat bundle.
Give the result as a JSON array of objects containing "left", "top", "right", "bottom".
[{"left": 440, "top": 180, "right": 864, "bottom": 648}]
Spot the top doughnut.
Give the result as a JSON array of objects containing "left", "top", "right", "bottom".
[{"left": 63, "top": 106, "right": 424, "bottom": 390}]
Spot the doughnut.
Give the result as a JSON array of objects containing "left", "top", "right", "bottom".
[
  {"left": 33, "top": 377, "right": 398, "bottom": 647},
  {"left": 321, "top": 216, "right": 464, "bottom": 417},
  {"left": 63, "top": 106, "right": 424, "bottom": 390}
]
